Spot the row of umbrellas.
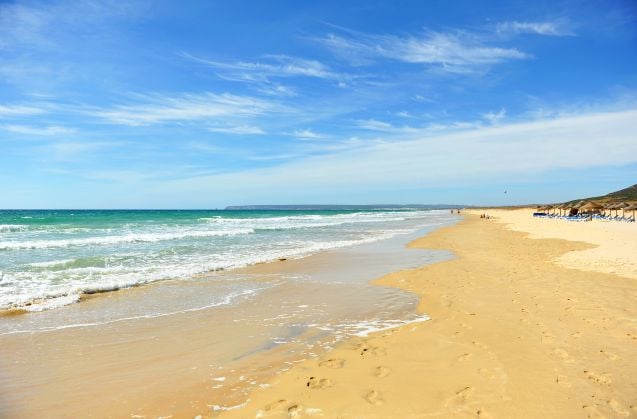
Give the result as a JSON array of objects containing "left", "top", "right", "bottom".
[{"left": 537, "top": 201, "right": 637, "bottom": 218}]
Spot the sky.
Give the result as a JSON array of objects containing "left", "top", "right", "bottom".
[{"left": 0, "top": 0, "right": 636, "bottom": 208}]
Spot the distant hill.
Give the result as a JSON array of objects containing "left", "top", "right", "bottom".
[
  {"left": 225, "top": 204, "right": 465, "bottom": 210},
  {"left": 565, "top": 183, "right": 637, "bottom": 205}
]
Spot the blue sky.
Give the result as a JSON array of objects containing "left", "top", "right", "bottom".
[{"left": 1, "top": 0, "right": 636, "bottom": 208}]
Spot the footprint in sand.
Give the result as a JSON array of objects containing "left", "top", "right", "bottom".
[
  {"left": 306, "top": 376, "right": 333, "bottom": 389},
  {"left": 318, "top": 358, "right": 345, "bottom": 369},
  {"left": 358, "top": 344, "right": 386, "bottom": 357},
  {"left": 478, "top": 368, "right": 497, "bottom": 380},
  {"left": 607, "top": 399, "right": 630, "bottom": 417},
  {"left": 264, "top": 399, "right": 289, "bottom": 411},
  {"left": 456, "top": 386, "right": 474, "bottom": 402},
  {"left": 582, "top": 404, "right": 606, "bottom": 419},
  {"left": 599, "top": 350, "right": 619, "bottom": 361},
  {"left": 364, "top": 390, "right": 384, "bottom": 405},
  {"left": 553, "top": 348, "right": 573, "bottom": 362},
  {"left": 264, "top": 399, "right": 304, "bottom": 418},
  {"left": 555, "top": 374, "right": 572, "bottom": 388},
  {"left": 456, "top": 353, "right": 473, "bottom": 362},
  {"left": 445, "top": 386, "right": 474, "bottom": 407},
  {"left": 571, "top": 331, "right": 583, "bottom": 339},
  {"left": 373, "top": 366, "right": 391, "bottom": 378},
  {"left": 541, "top": 331, "right": 554, "bottom": 343},
  {"left": 472, "top": 341, "right": 488, "bottom": 349},
  {"left": 584, "top": 370, "right": 612, "bottom": 386},
  {"left": 477, "top": 408, "right": 495, "bottom": 418},
  {"left": 287, "top": 404, "right": 302, "bottom": 417}
]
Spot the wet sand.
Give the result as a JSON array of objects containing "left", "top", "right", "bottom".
[
  {"left": 0, "top": 223, "right": 454, "bottom": 418},
  {"left": 221, "top": 210, "right": 637, "bottom": 418}
]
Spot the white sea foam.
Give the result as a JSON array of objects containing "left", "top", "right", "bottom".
[
  {"left": 336, "top": 315, "right": 431, "bottom": 337},
  {"left": 0, "top": 224, "right": 29, "bottom": 232},
  {"left": 0, "top": 233, "right": 398, "bottom": 311},
  {"left": 28, "top": 259, "right": 77, "bottom": 268},
  {"left": 0, "top": 228, "right": 254, "bottom": 250},
  {"left": 1, "top": 287, "right": 265, "bottom": 333},
  {"left": 0, "top": 210, "right": 454, "bottom": 312}
]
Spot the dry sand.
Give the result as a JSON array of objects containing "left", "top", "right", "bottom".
[{"left": 221, "top": 210, "right": 637, "bottom": 418}]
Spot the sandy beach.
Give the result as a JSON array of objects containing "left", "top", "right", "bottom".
[{"left": 221, "top": 209, "right": 637, "bottom": 418}]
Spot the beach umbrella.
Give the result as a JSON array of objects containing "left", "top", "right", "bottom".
[
  {"left": 624, "top": 203, "right": 637, "bottom": 220},
  {"left": 561, "top": 203, "right": 572, "bottom": 216},
  {"left": 561, "top": 202, "right": 575, "bottom": 216},
  {"left": 603, "top": 202, "right": 615, "bottom": 217},
  {"left": 579, "top": 201, "right": 604, "bottom": 214},
  {"left": 615, "top": 202, "right": 630, "bottom": 219}
]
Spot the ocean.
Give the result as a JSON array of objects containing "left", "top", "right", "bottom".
[
  {"left": 0, "top": 209, "right": 453, "bottom": 313},
  {"left": 0, "top": 208, "right": 459, "bottom": 415}
]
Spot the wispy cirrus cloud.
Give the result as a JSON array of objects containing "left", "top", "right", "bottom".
[
  {"left": 88, "top": 92, "right": 283, "bottom": 126},
  {"left": 2, "top": 124, "right": 75, "bottom": 136},
  {"left": 0, "top": 0, "right": 147, "bottom": 50},
  {"left": 355, "top": 119, "right": 421, "bottom": 134},
  {"left": 290, "top": 129, "right": 324, "bottom": 139},
  {"left": 482, "top": 108, "right": 507, "bottom": 125},
  {"left": 207, "top": 125, "right": 265, "bottom": 135},
  {"left": 161, "top": 108, "right": 637, "bottom": 204},
  {"left": 0, "top": 104, "right": 46, "bottom": 117},
  {"left": 314, "top": 27, "right": 528, "bottom": 73},
  {"left": 183, "top": 52, "right": 346, "bottom": 84},
  {"left": 495, "top": 20, "right": 574, "bottom": 36}
]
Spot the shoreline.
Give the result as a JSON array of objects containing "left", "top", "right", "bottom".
[
  {"left": 0, "top": 211, "right": 454, "bottom": 315},
  {"left": 220, "top": 210, "right": 637, "bottom": 418},
  {"left": 0, "top": 217, "right": 456, "bottom": 418}
]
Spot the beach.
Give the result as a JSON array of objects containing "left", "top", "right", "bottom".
[
  {"left": 0, "top": 210, "right": 456, "bottom": 418},
  {"left": 1, "top": 208, "right": 635, "bottom": 418},
  {"left": 221, "top": 209, "right": 637, "bottom": 418}
]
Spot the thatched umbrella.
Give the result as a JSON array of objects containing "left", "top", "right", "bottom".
[
  {"left": 624, "top": 203, "right": 637, "bottom": 221},
  {"left": 566, "top": 200, "right": 586, "bottom": 215},
  {"left": 602, "top": 202, "right": 615, "bottom": 217},
  {"left": 558, "top": 203, "right": 571, "bottom": 216},
  {"left": 611, "top": 202, "right": 629, "bottom": 218},
  {"left": 579, "top": 201, "right": 604, "bottom": 214},
  {"left": 616, "top": 202, "right": 631, "bottom": 219},
  {"left": 559, "top": 202, "right": 573, "bottom": 216}
]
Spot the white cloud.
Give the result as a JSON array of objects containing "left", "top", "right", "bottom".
[
  {"left": 88, "top": 92, "right": 283, "bottom": 126},
  {"left": 356, "top": 119, "right": 394, "bottom": 131},
  {"left": 290, "top": 129, "right": 323, "bottom": 139},
  {"left": 0, "top": 0, "right": 146, "bottom": 50},
  {"left": 482, "top": 108, "right": 506, "bottom": 124},
  {"left": 316, "top": 29, "right": 528, "bottom": 73},
  {"left": 207, "top": 125, "right": 265, "bottom": 135},
  {"left": 161, "top": 108, "right": 637, "bottom": 202},
  {"left": 355, "top": 119, "right": 421, "bottom": 134},
  {"left": 3, "top": 124, "right": 75, "bottom": 135},
  {"left": 183, "top": 52, "right": 345, "bottom": 82},
  {"left": 496, "top": 21, "right": 573, "bottom": 36},
  {"left": 0, "top": 104, "right": 45, "bottom": 117}
]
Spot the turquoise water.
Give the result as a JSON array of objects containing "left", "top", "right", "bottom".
[{"left": 0, "top": 209, "right": 450, "bottom": 311}]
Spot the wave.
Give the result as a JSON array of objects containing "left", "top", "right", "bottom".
[
  {"left": 0, "top": 224, "right": 29, "bottom": 233},
  {"left": 201, "top": 213, "right": 411, "bottom": 231},
  {"left": 0, "top": 228, "right": 254, "bottom": 250},
  {"left": 0, "top": 287, "right": 266, "bottom": 333},
  {"left": 0, "top": 228, "right": 414, "bottom": 312}
]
